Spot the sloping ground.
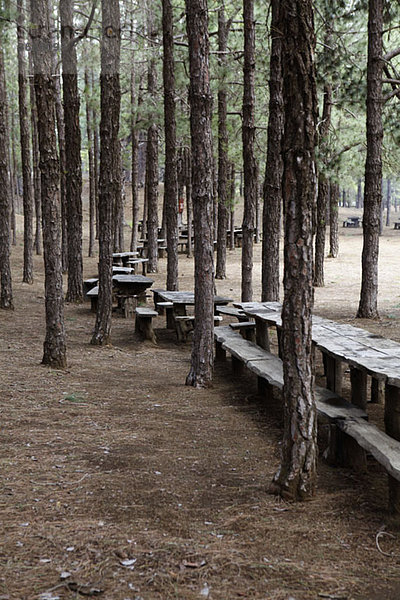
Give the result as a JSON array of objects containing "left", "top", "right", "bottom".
[{"left": 1, "top": 225, "right": 400, "bottom": 599}]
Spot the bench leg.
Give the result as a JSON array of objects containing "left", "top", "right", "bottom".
[
  {"left": 90, "top": 298, "right": 98, "bottom": 313},
  {"left": 256, "top": 320, "right": 270, "bottom": 351},
  {"left": 231, "top": 356, "right": 244, "bottom": 375},
  {"left": 135, "top": 315, "right": 157, "bottom": 344},
  {"left": 257, "top": 376, "right": 273, "bottom": 400},
  {"left": 371, "top": 377, "right": 384, "bottom": 404},
  {"left": 325, "top": 354, "right": 343, "bottom": 395},
  {"left": 215, "top": 341, "right": 226, "bottom": 361},
  {"left": 324, "top": 424, "right": 367, "bottom": 472},
  {"left": 384, "top": 383, "right": 400, "bottom": 514},
  {"left": 350, "top": 367, "right": 368, "bottom": 409}
]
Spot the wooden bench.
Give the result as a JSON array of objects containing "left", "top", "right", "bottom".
[
  {"left": 175, "top": 315, "right": 223, "bottom": 342},
  {"left": 215, "top": 326, "right": 400, "bottom": 513},
  {"left": 127, "top": 257, "right": 149, "bottom": 275},
  {"left": 135, "top": 307, "right": 158, "bottom": 343},
  {"left": 87, "top": 285, "right": 99, "bottom": 312},
  {"left": 215, "top": 305, "right": 249, "bottom": 322}
]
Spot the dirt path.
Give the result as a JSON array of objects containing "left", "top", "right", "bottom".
[{"left": 1, "top": 211, "right": 400, "bottom": 599}]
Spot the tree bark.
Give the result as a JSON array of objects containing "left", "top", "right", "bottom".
[
  {"left": 162, "top": 0, "right": 179, "bottom": 290},
  {"left": 17, "top": 0, "right": 34, "bottom": 284},
  {"left": 184, "top": 147, "right": 193, "bottom": 259},
  {"left": 241, "top": 0, "right": 258, "bottom": 302},
  {"left": 185, "top": 0, "right": 215, "bottom": 388},
  {"left": 262, "top": 0, "right": 283, "bottom": 302},
  {"left": 0, "top": 48, "right": 13, "bottom": 310},
  {"left": 386, "top": 178, "right": 391, "bottom": 227},
  {"left": 215, "top": 2, "right": 229, "bottom": 280},
  {"left": 30, "top": 0, "right": 66, "bottom": 367},
  {"left": 357, "top": 0, "right": 383, "bottom": 319},
  {"left": 271, "top": 0, "right": 318, "bottom": 501},
  {"left": 61, "top": 0, "right": 83, "bottom": 302},
  {"left": 29, "top": 50, "right": 42, "bottom": 255},
  {"left": 145, "top": 4, "right": 159, "bottom": 273},
  {"left": 91, "top": 0, "right": 121, "bottom": 345},
  {"left": 314, "top": 83, "right": 332, "bottom": 287},
  {"left": 130, "top": 10, "right": 140, "bottom": 255},
  {"left": 84, "top": 66, "right": 95, "bottom": 257},
  {"left": 329, "top": 181, "right": 339, "bottom": 258}
]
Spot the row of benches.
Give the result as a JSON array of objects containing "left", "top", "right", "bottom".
[{"left": 215, "top": 324, "right": 400, "bottom": 514}]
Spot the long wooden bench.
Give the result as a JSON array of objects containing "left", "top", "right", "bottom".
[{"left": 215, "top": 326, "right": 400, "bottom": 513}]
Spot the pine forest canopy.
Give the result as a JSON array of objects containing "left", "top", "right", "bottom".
[{"left": 0, "top": 0, "right": 399, "bottom": 194}]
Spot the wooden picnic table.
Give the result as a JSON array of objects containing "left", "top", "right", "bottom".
[
  {"left": 112, "top": 251, "right": 139, "bottom": 266},
  {"left": 154, "top": 290, "right": 232, "bottom": 341},
  {"left": 237, "top": 301, "right": 400, "bottom": 445},
  {"left": 156, "top": 290, "right": 232, "bottom": 315}
]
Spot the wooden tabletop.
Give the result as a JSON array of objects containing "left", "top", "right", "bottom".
[
  {"left": 239, "top": 302, "right": 400, "bottom": 388},
  {"left": 157, "top": 290, "right": 232, "bottom": 306}
]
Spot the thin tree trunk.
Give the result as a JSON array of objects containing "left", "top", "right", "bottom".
[
  {"left": 357, "top": 0, "right": 383, "bottom": 318},
  {"left": 271, "top": 0, "right": 318, "bottom": 501},
  {"left": 185, "top": 0, "right": 214, "bottom": 388},
  {"left": 0, "top": 48, "right": 13, "bottom": 310},
  {"left": 215, "top": 2, "right": 229, "bottom": 280},
  {"left": 29, "top": 51, "right": 42, "bottom": 255},
  {"left": 356, "top": 178, "right": 362, "bottom": 209},
  {"left": 91, "top": 0, "right": 121, "bottom": 346},
  {"left": 61, "top": 0, "right": 83, "bottom": 302},
  {"left": 386, "top": 178, "right": 391, "bottom": 227},
  {"left": 241, "top": 0, "right": 258, "bottom": 302},
  {"left": 162, "top": 0, "right": 179, "bottom": 290},
  {"left": 262, "top": 0, "right": 283, "bottom": 302},
  {"left": 30, "top": 0, "right": 66, "bottom": 367},
  {"left": 145, "top": 3, "right": 159, "bottom": 273},
  {"left": 130, "top": 14, "right": 140, "bottom": 254},
  {"left": 314, "top": 83, "right": 332, "bottom": 287},
  {"left": 17, "top": 0, "right": 34, "bottom": 284},
  {"left": 84, "top": 67, "right": 95, "bottom": 257},
  {"left": 9, "top": 108, "right": 17, "bottom": 246},
  {"left": 329, "top": 181, "right": 339, "bottom": 258},
  {"left": 229, "top": 163, "right": 235, "bottom": 251},
  {"left": 185, "top": 147, "right": 193, "bottom": 258}
]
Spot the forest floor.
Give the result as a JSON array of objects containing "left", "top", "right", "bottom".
[{"left": 2, "top": 206, "right": 400, "bottom": 600}]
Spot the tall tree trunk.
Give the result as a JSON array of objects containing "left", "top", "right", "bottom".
[
  {"left": 146, "top": 4, "right": 159, "bottom": 273},
  {"left": 357, "top": 0, "right": 383, "bottom": 319},
  {"left": 314, "top": 83, "right": 332, "bottom": 287},
  {"left": 329, "top": 181, "right": 339, "bottom": 258},
  {"left": 271, "top": 0, "right": 318, "bottom": 501},
  {"left": 356, "top": 177, "right": 362, "bottom": 209},
  {"left": 17, "top": 0, "right": 34, "bottom": 284},
  {"left": 61, "top": 0, "right": 83, "bottom": 302},
  {"left": 0, "top": 48, "right": 13, "bottom": 310},
  {"left": 29, "top": 50, "right": 42, "bottom": 255},
  {"left": 386, "top": 178, "right": 391, "bottom": 227},
  {"left": 185, "top": 0, "right": 214, "bottom": 388},
  {"left": 215, "top": 2, "right": 229, "bottom": 280},
  {"left": 130, "top": 13, "right": 140, "bottom": 254},
  {"left": 241, "top": 0, "right": 258, "bottom": 302},
  {"left": 262, "top": 0, "right": 283, "bottom": 302},
  {"left": 229, "top": 163, "right": 235, "bottom": 251},
  {"left": 185, "top": 147, "right": 193, "bottom": 258},
  {"left": 314, "top": 177, "right": 329, "bottom": 287},
  {"left": 91, "top": 0, "right": 121, "bottom": 345},
  {"left": 30, "top": 0, "right": 66, "bottom": 367},
  {"left": 84, "top": 67, "right": 95, "bottom": 257},
  {"left": 162, "top": 0, "right": 179, "bottom": 290}
]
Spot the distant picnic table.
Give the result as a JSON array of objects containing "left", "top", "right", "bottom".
[{"left": 343, "top": 216, "right": 362, "bottom": 228}]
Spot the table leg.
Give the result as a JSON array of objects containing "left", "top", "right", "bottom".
[
  {"left": 384, "top": 383, "right": 400, "bottom": 514},
  {"left": 350, "top": 367, "right": 368, "bottom": 409}
]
